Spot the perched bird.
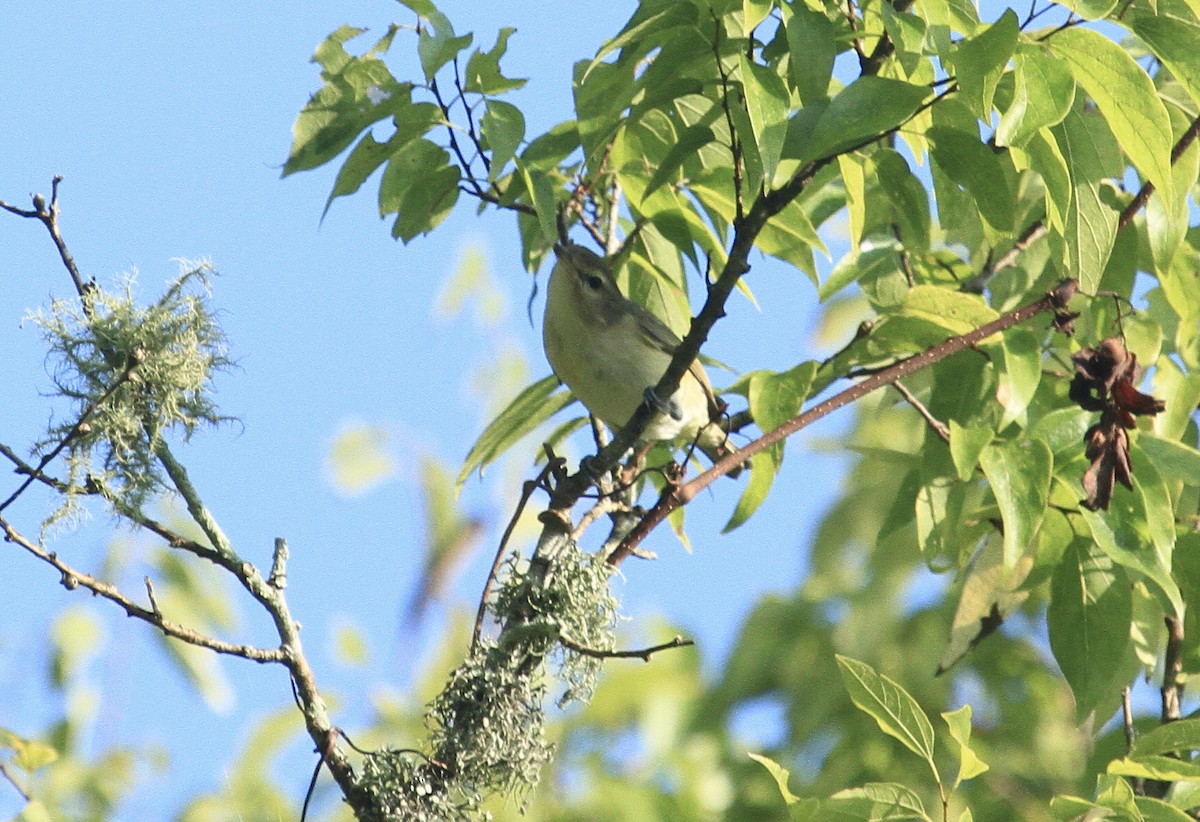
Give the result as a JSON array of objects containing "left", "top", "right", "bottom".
[{"left": 542, "top": 242, "right": 741, "bottom": 476}]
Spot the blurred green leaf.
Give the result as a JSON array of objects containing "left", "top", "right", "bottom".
[
  {"left": 326, "top": 423, "right": 397, "bottom": 496},
  {"left": 457, "top": 375, "right": 573, "bottom": 489}
]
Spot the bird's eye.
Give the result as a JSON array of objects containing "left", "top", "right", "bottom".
[{"left": 585, "top": 274, "right": 604, "bottom": 291}]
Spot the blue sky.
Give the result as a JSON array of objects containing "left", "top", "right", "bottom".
[{"left": 0, "top": 3, "right": 850, "bottom": 817}]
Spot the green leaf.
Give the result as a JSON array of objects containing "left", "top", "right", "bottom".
[
  {"left": 927, "top": 125, "right": 1015, "bottom": 233},
  {"left": 822, "top": 783, "right": 931, "bottom": 821},
  {"left": 1129, "top": 8, "right": 1200, "bottom": 108},
  {"left": 749, "top": 752, "right": 801, "bottom": 804},
  {"left": 516, "top": 159, "right": 559, "bottom": 247},
  {"left": 1050, "top": 106, "right": 1121, "bottom": 293},
  {"left": 723, "top": 442, "right": 782, "bottom": 533},
  {"left": 1133, "top": 796, "right": 1198, "bottom": 822},
  {"left": 997, "top": 327, "right": 1042, "bottom": 427},
  {"left": 379, "top": 139, "right": 461, "bottom": 242},
  {"left": 996, "top": 45, "right": 1076, "bottom": 148},
  {"left": 1048, "top": 26, "right": 1175, "bottom": 205},
  {"left": 895, "top": 285, "right": 999, "bottom": 337},
  {"left": 836, "top": 655, "right": 938, "bottom": 775},
  {"left": 481, "top": 99, "right": 525, "bottom": 181},
  {"left": 1132, "top": 717, "right": 1200, "bottom": 757},
  {"left": 838, "top": 153, "right": 867, "bottom": 261},
  {"left": 1109, "top": 755, "right": 1200, "bottom": 782},
  {"left": 644, "top": 122, "right": 717, "bottom": 201},
  {"left": 756, "top": 198, "right": 824, "bottom": 283},
  {"left": 1082, "top": 496, "right": 1184, "bottom": 618},
  {"left": 801, "top": 78, "right": 931, "bottom": 163},
  {"left": 1019, "top": 127, "right": 1072, "bottom": 232},
  {"left": 739, "top": 56, "right": 790, "bottom": 190},
  {"left": 948, "top": 420, "right": 992, "bottom": 481},
  {"left": 1061, "top": 0, "right": 1121, "bottom": 18},
  {"left": 942, "top": 705, "right": 990, "bottom": 788},
  {"left": 937, "top": 537, "right": 1032, "bottom": 673},
  {"left": 586, "top": 2, "right": 699, "bottom": 81},
  {"left": 1146, "top": 103, "right": 1200, "bottom": 271},
  {"left": 1028, "top": 406, "right": 1092, "bottom": 455},
  {"left": 785, "top": 4, "right": 836, "bottom": 104},
  {"left": 872, "top": 149, "right": 931, "bottom": 252},
  {"left": 1047, "top": 540, "right": 1132, "bottom": 719},
  {"left": 952, "top": 9, "right": 1018, "bottom": 120},
  {"left": 1137, "top": 433, "right": 1200, "bottom": 484},
  {"left": 285, "top": 28, "right": 407, "bottom": 176},
  {"left": 748, "top": 362, "right": 818, "bottom": 434},
  {"left": 464, "top": 27, "right": 527, "bottom": 94},
  {"left": 456, "top": 375, "right": 574, "bottom": 489},
  {"left": 323, "top": 132, "right": 402, "bottom": 218},
  {"left": 979, "top": 438, "right": 1051, "bottom": 567},
  {"left": 743, "top": 0, "right": 774, "bottom": 34},
  {"left": 415, "top": 8, "right": 473, "bottom": 82}
]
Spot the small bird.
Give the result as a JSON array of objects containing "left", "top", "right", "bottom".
[{"left": 542, "top": 242, "right": 741, "bottom": 476}]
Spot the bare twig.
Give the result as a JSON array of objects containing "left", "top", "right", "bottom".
[
  {"left": 471, "top": 459, "right": 557, "bottom": 650},
  {"left": 893, "top": 380, "right": 951, "bottom": 444},
  {"left": 0, "top": 176, "right": 88, "bottom": 300},
  {"left": 559, "top": 633, "right": 694, "bottom": 662},
  {"left": 1122, "top": 686, "right": 1137, "bottom": 755},
  {"left": 0, "top": 513, "right": 285, "bottom": 662},
  {"left": 1162, "top": 615, "right": 1185, "bottom": 723}
]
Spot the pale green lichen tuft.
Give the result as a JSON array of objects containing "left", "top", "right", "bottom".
[{"left": 28, "top": 262, "right": 232, "bottom": 528}]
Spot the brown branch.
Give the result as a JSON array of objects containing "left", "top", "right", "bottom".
[
  {"left": 0, "top": 513, "right": 285, "bottom": 662},
  {"left": 608, "top": 280, "right": 1078, "bottom": 564}
]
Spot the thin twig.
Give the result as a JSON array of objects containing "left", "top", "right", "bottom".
[
  {"left": 471, "top": 460, "right": 557, "bottom": 650},
  {"left": 1122, "top": 685, "right": 1136, "bottom": 756},
  {"left": 0, "top": 177, "right": 88, "bottom": 300},
  {"left": 559, "top": 633, "right": 694, "bottom": 661},
  {"left": 893, "top": 380, "right": 951, "bottom": 443},
  {"left": 0, "top": 353, "right": 141, "bottom": 514},
  {"left": 0, "top": 513, "right": 285, "bottom": 662},
  {"left": 607, "top": 280, "right": 1079, "bottom": 564},
  {"left": 1117, "top": 112, "right": 1200, "bottom": 233},
  {"left": 1162, "top": 615, "right": 1185, "bottom": 723}
]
